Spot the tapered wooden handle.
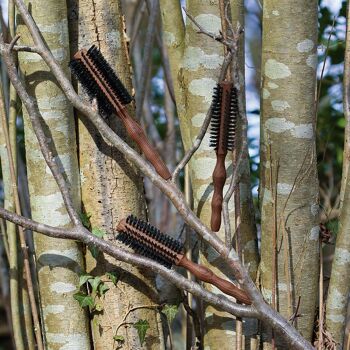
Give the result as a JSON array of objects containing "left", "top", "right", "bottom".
[
  {"left": 178, "top": 256, "right": 251, "bottom": 304},
  {"left": 211, "top": 153, "right": 226, "bottom": 231},
  {"left": 122, "top": 117, "right": 171, "bottom": 180}
]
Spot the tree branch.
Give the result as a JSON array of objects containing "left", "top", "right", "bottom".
[
  {"left": 172, "top": 51, "right": 233, "bottom": 182},
  {"left": 135, "top": 0, "right": 159, "bottom": 121},
  {"left": 3, "top": 1, "right": 316, "bottom": 348},
  {"left": 3, "top": 34, "right": 82, "bottom": 228},
  {"left": 0, "top": 206, "right": 256, "bottom": 319}
]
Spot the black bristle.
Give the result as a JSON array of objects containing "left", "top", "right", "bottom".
[
  {"left": 209, "top": 83, "right": 238, "bottom": 151},
  {"left": 116, "top": 215, "right": 184, "bottom": 269},
  {"left": 209, "top": 83, "right": 222, "bottom": 149},
  {"left": 86, "top": 45, "right": 133, "bottom": 105},
  {"left": 69, "top": 58, "right": 114, "bottom": 116}
]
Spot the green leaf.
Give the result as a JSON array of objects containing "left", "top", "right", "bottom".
[
  {"left": 106, "top": 272, "right": 119, "bottom": 285},
  {"left": 79, "top": 274, "right": 93, "bottom": 287},
  {"left": 89, "top": 245, "right": 100, "bottom": 259},
  {"left": 80, "top": 212, "right": 92, "bottom": 228},
  {"left": 98, "top": 282, "right": 110, "bottom": 296},
  {"left": 113, "top": 335, "right": 124, "bottom": 342},
  {"left": 89, "top": 276, "right": 101, "bottom": 293},
  {"left": 73, "top": 292, "right": 94, "bottom": 308},
  {"left": 162, "top": 304, "right": 178, "bottom": 324},
  {"left": 94, "top": 303, "right": 103, "bottom": 312},
  {"left": 337, "top": 118, "right": 346, "bottom": 128},
  {"left": 91, "top": 227, "right": 106, "bottom": 238},
  {"left": 89, "top": 229, "right": 107, "bottom": 258},
  {"left": 133, "top": 319, "right": 149, "bottom": 346}
]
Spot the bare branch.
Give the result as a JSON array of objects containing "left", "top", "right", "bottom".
[
  {"left": 2, "top": 35, "right": 82, "bottom": 228},
  {"left": 0, "top": 206, "right": 256, "bottom": 319},
  {"left": 183, "top": 7, "right": 225, "bottom": 45},
  {"left": 4, "top": 1, "right": 317, "bottom": 348},
  {"left": 0, "top": 42, "right": 41, "bottom": 53},
  {"left": 0, "top": 39, "right": 43, "bottom": 349},
  {"left": 135, "top": 0, "right": 159, "bottom": 121},
  {"left": 172, "top": 51, "right": 233, "bottom": 182}
]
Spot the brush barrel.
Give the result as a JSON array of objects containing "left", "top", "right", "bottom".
[
  {"left": 122, "top": 116, "right": 171, "bottom": 180},
  {"left": 211, "top": 153, "right": 227, "bottom": 231},
  {"left": 178, "top": 256, "right": 251, "bottom": 304}
]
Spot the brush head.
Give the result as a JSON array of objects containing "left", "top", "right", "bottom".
[
  {"left": 69, "top": 45, "right": 133, "bottom": 116},
  {"left": 116, "top": 215, "right": 184, "bottom": 269},
  {"left": 209, "top": 82, "right": 238, "bottom": 152}
]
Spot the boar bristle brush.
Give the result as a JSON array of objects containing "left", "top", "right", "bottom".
[
  {"left": 209, "top": 82, "right": 238, "bottom": 232},
  {"left": 69, "top": 45, "right": 171, "bottom": 180},
  {"left": 116, "top": 215, "right": 251, "bottom": 304}
]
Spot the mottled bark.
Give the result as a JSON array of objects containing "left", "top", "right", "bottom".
[
  {"left": 0, "top": 90, "right": 25, "bottom": 350},
  {"left": 67, "top": 0, "right": 165, "bottom": 348},
  {"left": 17, "top": 1, "right": 91, "bottom": 349},
  {"left": 259, "top": 0, "right": 319, "bottom": 346},
  {"left": 160, "top": 0, "right": 259, "bottom": 348},
  {"left": 326, "top": 3, "right": 350, "bottom": 345}
]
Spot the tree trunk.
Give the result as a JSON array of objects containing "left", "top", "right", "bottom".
[
  {"left": 17, "top": 1, "right": 91, "bottom": 348},
  {"left": 160, "top": 0, "right": 259, "bottom": 348},
  {"left": 67, "top": 0, "right": 165, "bottom": 348},
  {"left": 259, "top": 0, "right": 319, "bottom": 346},
  {"left": 326, "top": 4, "right": 350, "bottom": 344}
]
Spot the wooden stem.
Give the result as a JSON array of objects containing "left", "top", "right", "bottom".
[
  {"left": 122, "top": 115, "right": 171, "bottom": 179},
  {"left": 74, "top": 50, "right": 171, "bottom": 180},
  {"left": 211, "top": 152, "right": 227, "bottom": 231},
  {"left": 178, "top": 255, "right": 251, "bottom": 305}
]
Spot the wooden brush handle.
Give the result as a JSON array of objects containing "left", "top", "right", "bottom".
[
  {"left": 178, "top": 256, "right": 251, "bottom": 304},
  {"left": 122, "top": 116, "right": 171, "bottom": 180},
  {"left": 211, "top": 153, "right": 227, "bottom": 231}
]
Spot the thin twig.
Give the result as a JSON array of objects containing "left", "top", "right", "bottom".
[
  {"left": 0, "top": 205, "right": 256, "bottom": 319},
  {"left": 289, "top": 296, "right": 302, "bottom": 325},
  {"left": 0, "top": 43, "right": 40, "bottom": 53},
  {"left": 2, "top": 2, "right": 317, "bottom": 348},
  {"left": 0, "top": 219, "right": 9, "bottom": 260},
  {"left": 183, "top": 7, "right": 231, "bottom": 47},
  {"left": 171, "top": 51, "right": 233, "bottom": 182},
  {"left": 182, "top": 291, "right": 202, "bottom": 349},
  {"left": 0, "top": 38, "right": 43, "bottom": 350},
  {"left": 319, "top": 240, "right": 324, "bottom": 350},
  {"left": 136, "top": 0, "right": 158, "bottom": 121},
  {"left": 282, "top": 215, "right": 293, "bottom": 317},
  {"left": 315, "top": 16, "right": 336, "bottom": 126},
  {"left": 0, "top": 27, "right": 255, "bottom": 319},
  {"left": 5, "top": 35, "right": 82, "bottom": 227}
]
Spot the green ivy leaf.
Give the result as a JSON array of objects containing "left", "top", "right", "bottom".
[
  {"left": 133, "top": 319, "right": 149, "bottom": 346},
  {"left": 89, "top": 246, "right": 100, "bottom": 259},
  {"left": 80, "top": 212, "right": 92, "bottom": 229},
  {"left": 89, "top": 276, "right": 101, "bottom": 293},
  {"left": 94, "top": 303, "right": 103, "bottom": 312},
  {"left": 113, "top": 335, "right": 125, "bottom": 342},
  {"left": 98, "top": 282, "right": 109, "bottom": 296},
  {"left": 73, "top": 292, "right": 94, "bottom": 308},
  {"left": 89, "top": 228, "right": 106, "bottom": 258},
  {"left": 106, "top": 272, "right": 119, "bottom": 285},
  {"left": 79, "top": 274, "right": 93, "bottom": 287},
  {"left": 91, "top": 227, "right": 106, "bottom": 238},
  {"left": 162, "top": 304, "right": 178, "bottom": 324}
]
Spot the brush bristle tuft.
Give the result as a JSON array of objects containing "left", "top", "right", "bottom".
[
  {"left": 86, "top": 45, "right": 133, "bottom": 105},
  {"left": 209, "top": 84, "right": 222, "bottom": 149},
  {"left": 209, "top": 83, "right": 238, "bottom": 151},
  {"left": 69, "top": 59, "right": 115, "bottom": 116},
  {"left": 69, "top": 45, "right": 133, "bottom": 116},
  {"left": 116, "top": 215, "right": 184, "bottom": 269}
]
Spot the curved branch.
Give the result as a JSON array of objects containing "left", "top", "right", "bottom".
[
  {"left": 0, "top": 206, "right": 256, "bottom": 319},
  {"left": 3, "top": 1, "right": 315, "bottom": 348}
]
